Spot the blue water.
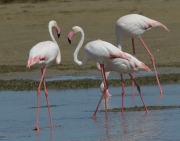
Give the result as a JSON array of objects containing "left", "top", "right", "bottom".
[
  {"left": 45, "top": 70, "right": 155, "bottom": 81},
  {"left": 0, "top": 84, "right": 180, "bottom": 141}
]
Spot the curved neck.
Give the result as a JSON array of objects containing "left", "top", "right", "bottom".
[
  {"left": 73, "top": 29, "right": 85, "bottom": 66},
  {"left": 117, "top": 42, "right": 122, "bottom": 50},
  {"left": 49, "top": 25, "right": 57, "bottom": 44},
  {"left": 115, "top": 28, "right": 123, "bottom": 50},
  {"left": 116, "top": 35, "right": 123, "bottom": 50}
]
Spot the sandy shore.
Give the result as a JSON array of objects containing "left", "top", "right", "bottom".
[
  {"left": 0, "top": 0, "right": 180, "bottom": 89},
  {"left": 0, "top": 0, "right": 179, "bottom": 66}
]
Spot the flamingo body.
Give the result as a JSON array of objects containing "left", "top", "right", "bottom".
[
  {"left": 116, "top": 14, "right": 169, "bottom": 45},
  {"left": 83, "top": 40, "right": 129, "bottom": 64},
  {"left": 99, "top": 53, "right": 151, "bottom": 91},
  {"left": 103, "top": 53, "right": 150, "bottom": 74},
  {"left": 27, "top": 41, "right": 60, "bottom": 68}
]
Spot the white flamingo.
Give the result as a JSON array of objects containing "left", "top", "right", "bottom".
[
  {"left": 27, "top": 20, "right": 61, "bottom": 130},
  {"left": 67, "top": 26, "right": 130, "bottom": 119},
  {"left": 115, "top": 14, "right": 169, "bottom": 94},
  {"left": 98, "top": 53, "right": 151, "bottom": 114}
]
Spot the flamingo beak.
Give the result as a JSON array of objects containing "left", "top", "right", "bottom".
[
  {"left": 56, "top": 26, "right": 61, "bottom": 38},
  {"left": 68, "top": 38, "right": 71, "bottom": 44},
  {"left": 67, "top": 30, "right": 74, "bottom": 44}
]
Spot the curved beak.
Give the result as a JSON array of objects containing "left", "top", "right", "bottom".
[
  {"left": 58, "top": 33, "right": 60, "bottom": 38},
  {"left": 56, "top": 26, "right": 61, "bottom": 38},
  {"left": 68, "top": 37, "right": 71, "bottom": 44},
  {"left": 67, "top": 30, "right": 74, "bottom": 44}
]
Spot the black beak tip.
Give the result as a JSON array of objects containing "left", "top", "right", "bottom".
[
  {"left": 58, "top": 33, "right": 60, "bottom": 38},
  {"left": 68, "top": 38, "right": 71, "bottom": 44}
]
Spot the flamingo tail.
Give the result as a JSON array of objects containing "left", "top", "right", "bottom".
[
  {"left": 27, "top": 57, "right": 34, "bottom": 68},
  {"left": 27, "top": 55, "right": 45, "bottom": 68}
]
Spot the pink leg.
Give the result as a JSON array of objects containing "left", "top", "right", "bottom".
[
  {"left": 120, "top": 74, "right": 125, "bottom": 114},
  {"left": 129, "top": 74, "right": 149, "bottom": 114},
  {"left": 131, "top": 38, "right": 137, "bottom": 106},
  {"left": 139, "top": 38, "right": 163, "bottom": 94},
  {"left": 34, "top": 68, "right": 47, "bottom": 130},
  {"left": 41, "top": 69, "right": 53, "bottom": 129},
  {"left": 92, "top": 64, "right": 108, "bottom": 120}
]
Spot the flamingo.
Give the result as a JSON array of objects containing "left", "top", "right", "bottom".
[
  {"left": 98, "top": 53, "right": 151, "bottom": 114},
  {"left": 67, "top": 26, "right": 130, "bottom": 120},
  {"left": 115, "top": 14, "right": 169, "bottom": 94},
  {"left": 27, "top": 20, "right": 61, "bottom": 130}
]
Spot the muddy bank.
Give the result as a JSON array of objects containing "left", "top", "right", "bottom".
[
  {"left": 0, "top": 61, "right": 180, "bottom": 73},
  {"left": 101, "top": 106, "right": 180, "bottom": 112},
  {"left": 0, "top": 63, "right": 97, "bottom": 73},
  {"left": 0, "top": 73, "right": 180, "bottom": 90}
]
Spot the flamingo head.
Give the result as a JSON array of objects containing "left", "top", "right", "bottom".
[
  {"left": 49, "top": 20, "right": 61, "bottom": 38},
  {"left": 67, "top": 26, "right": 81, "bottom": 44}
]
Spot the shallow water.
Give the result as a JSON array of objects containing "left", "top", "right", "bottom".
[
  {"left": 1, "top": 67, "right": 178, "bottom": 81},
  {"left": 46, "top": 70, "right": 155, "bottom": 81},
  {"left": 0, "top": 84, "right": 180, "bottom": 141},
  {"left": 45, "top": 67, "right": 179, "bottom": 81}
]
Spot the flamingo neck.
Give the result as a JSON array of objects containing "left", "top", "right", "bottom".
[
  {"left": 116, "top": 36, "right": 123, "bottom": 50},
  {"left": 73, "top": 28, "right": 85, "bottom": 66},
  {"left": 48, "top": 23, "right": 61, "bottom": 64},
  {"left": 49, "top": 24, "right": 57, "bottom": 44},
  {"left": 115, "top": 26, "right": 123, "bottom": 50},
  {"left": 55, "top": 50, "right": 61, "bottom": 64},
  {"left": 116, "top": 34, "right": 122, "bottom": 50},
  {"left": 117, "top": 44, "right": 122, "bottom": 50}
]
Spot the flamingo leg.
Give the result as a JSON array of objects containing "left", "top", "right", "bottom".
[
  {"left": 131, "top": 38, "right": 136, "bottom": 96},
  {"left": 41, "top": 69, "right": 53, "bottom": 129},
  {"left": 92, "top": 64, "right": 108, "bottom": 120},
  {"left": 129, "top": 74, "right": 149, "bottom": 114},
  {"left": 139, "top": 38, "right": 163, "bottom": 94},
  {"left": 120, "top": 74, "right": 125, "bottom": 114},
  {"left": 131, "top": 38, "right": 137, "bottom": 106},
  {"left": 34, "top": 68, "right": 47, "bottom": 130}
]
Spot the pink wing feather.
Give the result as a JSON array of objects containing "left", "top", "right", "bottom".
[{"left": 27, "top": 55, "right": 46, "bottom": 68}]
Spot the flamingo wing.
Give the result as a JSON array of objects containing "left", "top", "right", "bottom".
[{"left": 85, "top": 40, "right": 130, "bottom": 62}]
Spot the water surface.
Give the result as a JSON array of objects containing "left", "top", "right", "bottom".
[{"left": 0, "top": 84, "right": 180, "bottom": 141}]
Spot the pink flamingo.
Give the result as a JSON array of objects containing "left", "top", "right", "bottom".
[
  {"left": 115, "top": 14, "right": 169, "bottom": 94},
  {"left": 67, "top": 26, "right": 130, "bottom": 120},
  {"left": 98, "top": 52, "right": 151, "bottom": 114},
  {"left": 27, "top": 20, "right": 61, "bottom": 130}
]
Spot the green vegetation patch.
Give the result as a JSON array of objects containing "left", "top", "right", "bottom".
[
  {"left": 101, "top": 106, "right": 180, "bottom": 112},
  {"left": 0, "top": 73, "right": 180, "bottom": 90}
]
